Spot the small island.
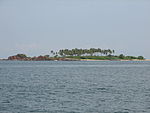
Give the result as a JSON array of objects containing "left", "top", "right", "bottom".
[{"left": 4, "top": 48, "right": 146, "bottom": 61}]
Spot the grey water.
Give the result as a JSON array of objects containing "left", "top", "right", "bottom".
[{"left": 0, "top": 61, "right": 150, "bottom": 113}]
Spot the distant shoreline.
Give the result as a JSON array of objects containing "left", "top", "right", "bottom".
[
  {"left": 80, "top": 59, "right": 150, "bottom": 61},
  {"left": 1, "top": 58, "right": 150, "bottom": 61},
  {"left": 0, "top": 48, "right": 146, "bottom": 61}
]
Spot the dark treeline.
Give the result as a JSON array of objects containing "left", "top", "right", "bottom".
[{"left": 51, "top": 48, "right": 115, "bottom": 57}]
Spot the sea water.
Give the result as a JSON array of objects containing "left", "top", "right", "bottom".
[{"left": 0, "top": 61, "right": 150, "bottom": 113}]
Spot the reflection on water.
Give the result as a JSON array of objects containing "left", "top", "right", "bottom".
[{"left": 0, "top": 61, "right": 150, "bottom": 113}]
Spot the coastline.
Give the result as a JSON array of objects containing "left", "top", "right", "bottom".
[
  {"left": 0, "top": 59, "right": 150, "bottom": 61},
  {"left": 80, "top": 59, "right": 150, "bottom": 61}
]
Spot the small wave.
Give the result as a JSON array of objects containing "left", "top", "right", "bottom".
[
  {"left": 67, "top": 91, "right": 80, "bottom": 94},
  {"left": 114, "top": 112, "right": 129, "bottom": 113},
  {"left": 2, "top": 100, "right": 10, "bottom": 104}
]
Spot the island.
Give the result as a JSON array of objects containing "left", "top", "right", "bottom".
[{"left": 3, "top": 48, "right": 146, "bottom": 61}]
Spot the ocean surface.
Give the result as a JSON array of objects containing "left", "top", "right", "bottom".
[{"left": 0, "top": 61, "right": 150, "bottom": 113}]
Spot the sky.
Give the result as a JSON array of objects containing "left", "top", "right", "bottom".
[{"left": 0, "top": 0, "right": 150, "bottom": 58}]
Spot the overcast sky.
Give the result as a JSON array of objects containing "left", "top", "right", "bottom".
[{"left": 0, "top": 0, "right": 150, "bottom": 58}]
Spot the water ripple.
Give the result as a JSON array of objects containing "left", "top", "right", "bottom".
[{"left": 0, "top": 61, "right": 150, "bottom": 113}]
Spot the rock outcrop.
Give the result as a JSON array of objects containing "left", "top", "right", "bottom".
[{"left": 7, "top": 54, "right": 79, "bottom": 61}]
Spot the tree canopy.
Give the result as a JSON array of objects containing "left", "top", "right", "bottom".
[{"left": 58, "top": 48, "right": 115, "bottom": 57}]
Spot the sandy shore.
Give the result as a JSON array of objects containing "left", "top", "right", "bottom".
[{"left": 80, "top": 59, "right": 150, "bottom": 61}]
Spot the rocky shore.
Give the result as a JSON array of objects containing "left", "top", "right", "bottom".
[{"left": 7, "top": 54, "right": 79, "bottom": 61}]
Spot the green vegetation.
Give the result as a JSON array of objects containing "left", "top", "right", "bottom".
[
  {"left": 16, "top": 54, "right": 27, "bottom": 58},
  {"left": 58, "top": 48, "right": 115, "bottom": 57},
  {"left": 49, "top": 48, "right": 144, "bottom": 60},
  {"left": 7, "top": 48, "right": 145, "bottom": 61},
  {"left": 64, "top": 55, "right": 145, "bottom": 60}
]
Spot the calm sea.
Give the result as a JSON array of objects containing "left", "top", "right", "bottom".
[{"left": 0, "top": 61, "right": 150, "bottom": 113}]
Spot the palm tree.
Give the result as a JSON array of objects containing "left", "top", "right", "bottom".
[{"left": 112, "top": 50, "right": 115, "bottom": 55}]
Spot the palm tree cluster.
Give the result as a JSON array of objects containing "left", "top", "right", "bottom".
[{"left": 56, "top": 48, "right": 115, "bottom": 57}]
